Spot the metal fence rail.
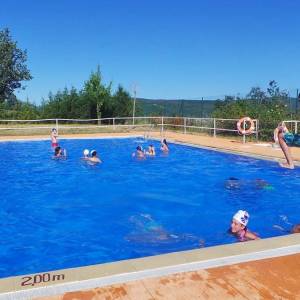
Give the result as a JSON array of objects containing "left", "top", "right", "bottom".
[
  {"left": 0, "top": 116, "right": 259, "bottom": 142},
  {"left": 283, "top": 120, "right": 299, "bottom": 134}
]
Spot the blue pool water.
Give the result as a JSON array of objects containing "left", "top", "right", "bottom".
[{"left": 0, "top": 137, "right": 300, "bottom": 278}]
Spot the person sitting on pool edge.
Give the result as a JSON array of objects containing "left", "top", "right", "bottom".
[
  {"left": 132, "top": 146, "right": 146, "bottom": 159},
  {"left": 160, "top": 139, "right": 169, "bottom": 152},
  {"left": 53, "top": 146, "right": 67, "bottom": 159},
  {"left": 229, "top": 210, "right": 259, "bottom": 241},
  {"left": 146, "top": 145, "right": 156, "bottom": 156},
  {"left": 88, "top": 150, "right": 102, "bottom": 163}
]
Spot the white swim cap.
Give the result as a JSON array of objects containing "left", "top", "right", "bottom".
[
  {"left": 83, "top": 149, "right": 89, "bottom": 156},
  {"left": 233, "top": 210, "right": 249, "bottom": 226}
]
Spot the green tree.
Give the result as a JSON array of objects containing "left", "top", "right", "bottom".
[
  {"left": 212, "top": 81, "right": 290, "bottom": 140},
  {"left": 246, "top": 87, "right": 266, "bottom": 103},
  {"left": 111, "top": 85, "right": 133, "bottom": 117},
  {"left": 267, "top": 80, "right": 288, "bottom": 101},
  {"left": 0, "top": 28, "right": 32, "bottom": 102},
  {"left": 82, "top": 66, "right": 111, "bottom": 119}
]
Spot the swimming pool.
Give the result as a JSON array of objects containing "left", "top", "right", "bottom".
[{"left": 0, "top": 137, "right": 299, "bottom": 278}]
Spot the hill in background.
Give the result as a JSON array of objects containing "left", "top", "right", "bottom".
[
  {"left": 137, "top": 98, "right": 216, "bottom": 117},
  {"left": 137, "top": 97, "right": 299, "bottom": 118}
]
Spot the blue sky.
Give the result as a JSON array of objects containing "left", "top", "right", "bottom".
[{"left": 1, "top": 0, "right": 299, "bottom": 103}]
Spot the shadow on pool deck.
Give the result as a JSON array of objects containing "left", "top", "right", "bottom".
[{"left": 35, "top": 253, "right": 300, "bottom": 300}]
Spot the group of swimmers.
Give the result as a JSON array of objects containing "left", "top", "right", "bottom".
[
  {"left": 51, "top": 127, "right": 300, "bottom": 242},
  {"left": 51, "top": 128, "right": 101, "bottom": 163},
  {"left": 51, "top": 128, "right": 169, "bottom": 162},
  {"left": 132, "top": 139, "right": 169, "bottom": 159}
]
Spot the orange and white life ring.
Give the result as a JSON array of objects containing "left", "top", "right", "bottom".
[{"left": 237, "top": 117, "right": 255, "bottom": 135}]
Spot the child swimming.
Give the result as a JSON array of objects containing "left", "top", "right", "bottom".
[
  {"left": 132, "top": 146, "right": 146, "bottom": 159},
  {"left": 229, "top": 210, "right": 259, "bottom": 241},
  {"left": 160, "top": 139, "right": 169, "bottom": 152},
  {"left": 146, "top": 145, "right": 156, "bottom": 156},
  {"left": 82, "top": 149, "right": 90, "bottom": 160},
  {"left": 88, "top": 150, "right": 102, "bottom": 164},
  {"left": 53, "top": 146, "right": 67, "bottom": 159}
]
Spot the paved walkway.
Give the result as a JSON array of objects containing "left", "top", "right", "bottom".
[
  {"left": 35, "top": 253, "right": 300, "bottom": 300},
  {"left": 151, "top": 131, "right": 300, "bottom": 162}
]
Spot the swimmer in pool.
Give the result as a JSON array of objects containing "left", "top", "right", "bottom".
[
  {"left": 146, "top": 145, "right": 156, "bottom": 156},
  {"left": 132, "top": 146, "right": 146, "bottom": 159},
  {"left": 88, "top": 150, "right": 102, "bottom": 164},
  {"left": 225, "top": 177, "right": 241, "bottom": 189},
  {"left": 126, "top": 213, "right": 201, "bottom": 245},
  {"left": 53, "top": 146, "right": 66, "bottom": 159},
  {"left": 225, "top": 178, "right": 273, "bottom": 190},
  {"left": 229, "top": 210, "right": 259, "bottom": 241},
  {"left": 160, "top": 139, "right": 169, "bottom": 152},
  {"left": 81, "top": 149, "right": 90, "bottom": 160},
  {"left": 254, "top": 179, "right": 274, "bottom": 190}
]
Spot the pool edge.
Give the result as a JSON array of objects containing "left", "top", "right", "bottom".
[{"left": 1, "top": 234, "right": 299, "bottom": 299}]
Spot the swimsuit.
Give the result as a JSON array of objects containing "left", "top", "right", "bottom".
[{"left": 236, "top": 227, "right": 247, "bottom": 241}]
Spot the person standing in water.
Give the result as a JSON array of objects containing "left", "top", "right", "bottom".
[
  {"left": 146, "top": 145, "right": 156, "bottom": 156},
  {"left": 88, "top": 150, "right": 102, "bottom": 164},
  {"left": 277, "top": 123, "right": 294, "bottom": 169},
  {"left": 160, "top": 139, "right": 169, "bottom": 152}
]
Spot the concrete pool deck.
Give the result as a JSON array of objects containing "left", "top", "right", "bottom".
[
  {"left": 1, "top": 131, "right": 300, "bottom": 299},
  {"left": 34, "top": 252, "right": 300, "bottom": 300}
]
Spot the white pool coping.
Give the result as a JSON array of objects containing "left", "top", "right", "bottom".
[{"left": 0, "top": 234, "right": 299, "bottom": 300}]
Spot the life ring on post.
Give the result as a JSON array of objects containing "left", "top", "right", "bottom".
[{"left": 237, "top": 117, "right": 255, "bottom": 135}]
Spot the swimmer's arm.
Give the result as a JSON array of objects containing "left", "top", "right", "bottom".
[{"left": 245, "top": 230, "right": 260, "bottom": 240}]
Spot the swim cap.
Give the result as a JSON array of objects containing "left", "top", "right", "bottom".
[
  {"left": 83, "top": 149, "right": 89, "bottom": 156},
  {"left": 91, "top": 150, "right": 96, "bottom": 156},
  {"left": 233, "top": 210, "right": 249, "bottom": 226}
]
